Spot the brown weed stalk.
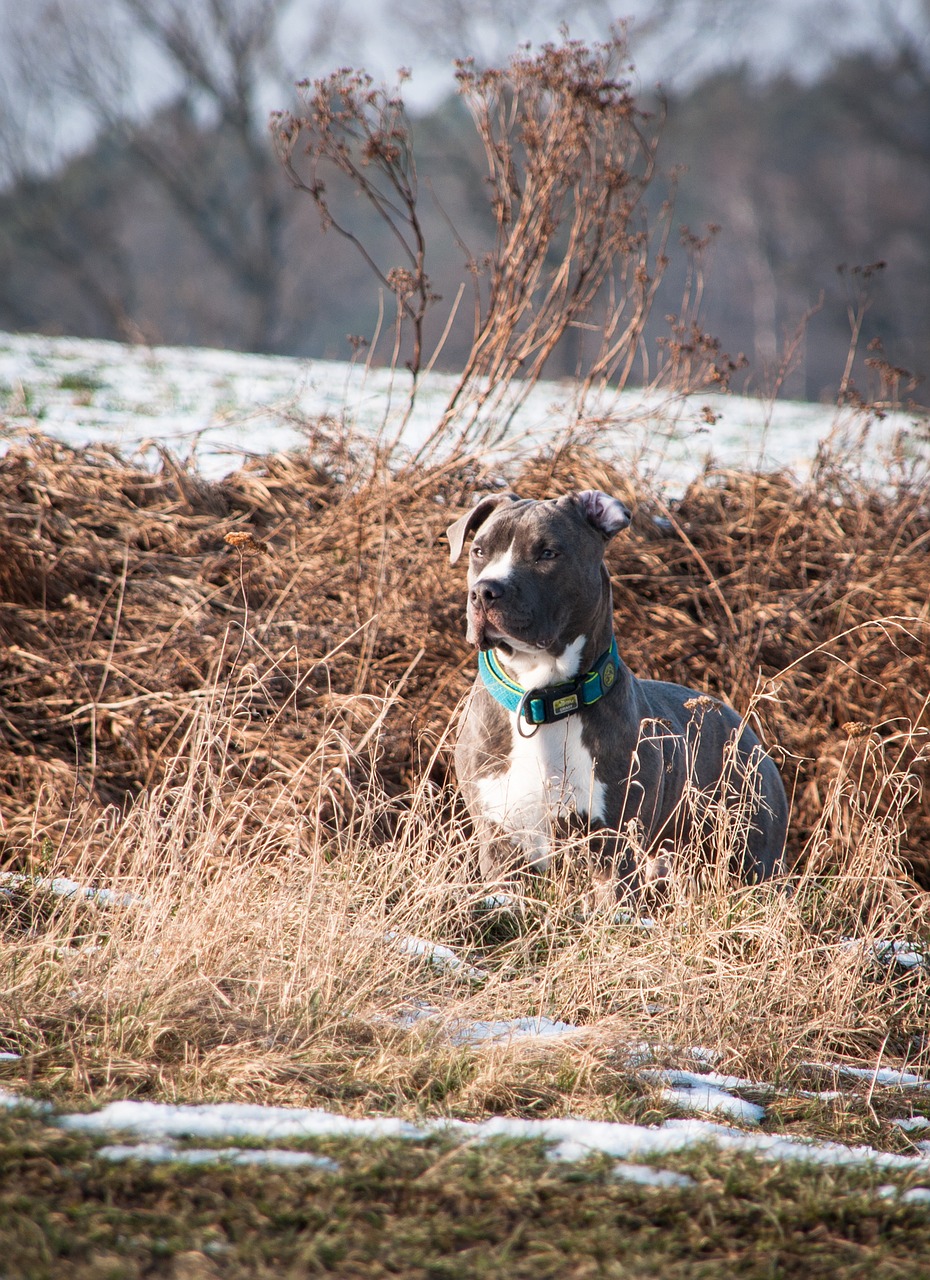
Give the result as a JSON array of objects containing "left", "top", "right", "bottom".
[{"left": 273, "top": 33, "right": 682, "bottom": 452}]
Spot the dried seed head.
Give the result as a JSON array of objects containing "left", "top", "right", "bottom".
[
  {"left": 224, "top": 531, "right": 268, "bottom": 554},
  {"left": 683, "top": 696, "right": 717, "bottom": 712},
  {"left": 842, "top": 721, "right": 870, "bottom": 739}
]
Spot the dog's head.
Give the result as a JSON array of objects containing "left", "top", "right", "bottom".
[{"left": 446, "top": 490, "right": 631, "bottom": 655}]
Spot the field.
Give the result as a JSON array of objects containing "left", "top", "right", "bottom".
[{"left": 2, "top": 333, "right": 930, "bottom": 1276}]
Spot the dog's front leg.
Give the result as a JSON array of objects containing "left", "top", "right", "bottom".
[
  {"left": 584, "top": 827, "right": 642, "bottom": 910},
  {"left": 472, "top": 817, "right": 531, "bottom": 893}
]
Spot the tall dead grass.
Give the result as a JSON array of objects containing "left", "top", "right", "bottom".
[
  {"left": 1, "top": 420, "right": 929, "bottom": 1108},
  {"left": 1, "top": 674, "right": 928, "bottom": 1111}
]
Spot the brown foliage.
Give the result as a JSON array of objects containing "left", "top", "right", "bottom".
[
  {"left": 273, "top": 35, "right": 681, "bottom": 451},
  {"left": 1, "top": 430, "right": 928, "bottom": 881}
]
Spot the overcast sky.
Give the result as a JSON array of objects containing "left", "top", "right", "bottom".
[{"left": 353, "top": 0, "right": 928, "bottom": 98}]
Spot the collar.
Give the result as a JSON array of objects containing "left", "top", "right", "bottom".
[{"left": 478, "top": 636, "right": 620, "bottom": 732}]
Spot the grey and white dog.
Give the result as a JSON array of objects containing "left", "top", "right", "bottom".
[{"left": 446, "top": 490, "right": 788, "bottom": 897}]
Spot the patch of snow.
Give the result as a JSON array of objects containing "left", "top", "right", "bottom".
[
  {"left": 646, "top": 1068, "right": 761, "bottom": 1093},
  {"left": 661, "top": 1086, "right": 766, "bottom": 1126},
  {"left": 448, "top": 1016, "right": 583, "bottom": 1046},
  {"left": 385, "top": 931, "right": 488, "bottom": 983},
  {"left": 458, "top": 1114, "right": 930, "bottom": 1172},
  {"left": 879, "top": 1183, "right": 930, "bottom": 1205},
  {"left": 0, "top": 1089, "right": 50, "bottom": 1113},
  {"left": 476, "top": 894, "right": 519, "bottom": 911},
  {"left": 0, "top": 872, "right": 137, "bottom": 909},
  {"left": 841, "top": 937, "right": 929, "bottom": 971},
  {"left": 894, "top": 1116, "right": 930, "bottom": 1132},
  {"left": 61, "top": 1100, "right": 423, "bottom": 1142},
  {"left": 390, "top": 1003, "right": 583, "bottom": 1047},
  {"left": 901, "top": 1188, "right": 930, "bottom": 1205},
  {"left": 688, "top": 1047, "right": 721, "bottom": 1065},
  {"left": 641, "top": 1069, "right": 767, "bottom": 1125},
  {"left": 613, "top": 911, "right": 656, "bottom": 929},
  {"left": 624, "top": 1043, "right": 661, "bottom": 1068},
  {"left": 811, "top": 1064, "right": 929, "bottom": 1089},
  {"left": 2, "top": 331, "right": 923, "bottom": 487},
  {"left": 874, "top": 941, "right": 928, "bottom": 970},
  {"left": 473, "top": 1114, "right": 735, "bottom": 1158},
  {"left": 611, "top": 1162, "right": 696, "bottom": 1189},
  {"left": 392, "top": 1000, "right": 442, "bottom": 1028},
  {"left": 46, "top": 1098, "right": 930, "bottom": 1174},
  {"left": 97, "top": 1141, "right": 337, "bottom": 1170}
]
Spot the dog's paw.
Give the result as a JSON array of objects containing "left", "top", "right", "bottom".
[{"left": 477, "top": 892, "right": 522, "bottom": 914}]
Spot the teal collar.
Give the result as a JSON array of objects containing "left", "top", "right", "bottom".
[{"left": 478, "top": 636, "right": 621, "bottom": 733}]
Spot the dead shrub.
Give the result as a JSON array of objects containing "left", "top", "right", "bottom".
[{"left": 0, "top": 427, "right": 927, "bottom": 884}]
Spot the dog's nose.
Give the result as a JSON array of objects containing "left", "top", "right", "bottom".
[{"left": 471, "top": 579, "right": 506, "bottom": 608}]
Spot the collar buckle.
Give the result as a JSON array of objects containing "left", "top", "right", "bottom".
[{"left": 518, "top": 678, "right": 584, "bottom": 729}]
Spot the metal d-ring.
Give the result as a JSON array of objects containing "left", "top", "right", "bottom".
[{"left": 515, "top": 689, "right": 542, "bottom": 738}]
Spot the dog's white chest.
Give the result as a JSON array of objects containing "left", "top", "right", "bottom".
[{"left": 475, "top": 717, "right": 605, "bottom": 868}]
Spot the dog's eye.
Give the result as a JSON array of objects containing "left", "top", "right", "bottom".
[
  {"left": 538, "top": 548, "right": 558, "bottom": 561},
  {"left": 471, "top": 545, "right": 484, "bottom": 559}
]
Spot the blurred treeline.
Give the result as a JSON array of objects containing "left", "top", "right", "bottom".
[{"left": 0, "top": 17, "right": 927, "bottom": 405}]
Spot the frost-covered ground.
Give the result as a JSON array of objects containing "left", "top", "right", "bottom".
[{"left": 1, "top": 331, "right": 924, "bottom": 486}]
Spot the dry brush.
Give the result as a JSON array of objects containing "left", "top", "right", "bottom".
[{"left": 0, "top": 421, "right": 928, "bottom": 1108}]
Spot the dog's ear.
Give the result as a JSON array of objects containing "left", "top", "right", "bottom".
[
  {"left": 446, "top": 493, "right": 520, "bottom": 564},
  {"left": 572, "top": 490, "right": 632, "bottom": 541}
]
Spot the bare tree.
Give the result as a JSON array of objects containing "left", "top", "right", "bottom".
[{"left": 0, "top": 0, "right": 341, "bottom": 350}]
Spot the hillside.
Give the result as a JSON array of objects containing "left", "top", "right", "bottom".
[{"left": 2, "top": 332, "right": 930, "bottom": 1277}]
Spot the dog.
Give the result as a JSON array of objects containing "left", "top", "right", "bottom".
[{"left": 446, "top": 489, "right": 788, "bottom": 898}]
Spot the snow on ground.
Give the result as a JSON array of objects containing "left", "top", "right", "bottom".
[
  {"left": 38, "top": 1095, "right": 930, "bottom": 1179},
  {"left": 397, "top": 1001, "right": 587, "bottom": 1047},
  {"left": 61, "top": 1100, "right": 423, "bottom": 1142},
  {"left": 8, "top": 869, "right": 930, "bottom": 1130},
  {"left": 611, "top": 1163, "right": 696, "bottom": 1189},
  {"left": 881, "top": 1185, "right": 930, "bottom": 1204},
  {"left": 1, "top": 331, "right": 923, "bottom": 488},
  {"left": 643, "top": 1069, "right": 767, "bottom": 1125},
  {"left": 841, "top": 936, "right": 930, "bottom": 972},
  {"left": 98, "top": 1142, "right": 338, "bottom": 1170},
  {"left": 0, "top": 871, "right": 137, "bottom": 910},
  {"left": 3, "top": 881, "right": 930, "bottom": 1177},
  {"left": 385, "top": 931, "right": 489, "bottom": 983},
  {"left": 1, "top": 943, "right": 919, "bottom": 1178},
  {"left": 895, "top": 1117, "right": 930, "bottom": 1133},
  {"left": 805, "top": 1063, "right": 930, "bottom": 1089},
  {"left": 448, "top": 1016, "right": 585, "bottom": 1046},
  {"left": 5, "top": 900, "right": 930, "bottom": 1172}
]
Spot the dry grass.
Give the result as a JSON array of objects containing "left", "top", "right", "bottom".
[{"left": 1, "top": 419, "right": 929, "bottom": 1115}]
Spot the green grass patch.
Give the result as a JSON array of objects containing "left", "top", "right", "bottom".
[
  {"left": 4, "top": 1110, "right": 930, "bottom": 1278},
  {"left": 56, "top": 371, "right": 102, "bottom": 395}
]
